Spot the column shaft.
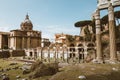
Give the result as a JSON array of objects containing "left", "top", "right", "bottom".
[
  {"left": 48, "top": 48, "right": 50, "bottom": 62},
  {"left": 108, "top": 3, "right": 117, "bottom": 62},
  {"left": 95, "top": 9, "right": 103, "bottom": 63},
  {"left": 96, "top": 34, "right": 102, "bottom": 60},
  {"left": 62, "top": 50, "right": 64, "bottom": 62}
]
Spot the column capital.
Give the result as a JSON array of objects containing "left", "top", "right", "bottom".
[
  {"left": 94, "top": 7, "right": 103, "bottom": 63},
  {"left": 108, "top": 2, "right": 114, "bottom": 21},
  {"left": 108, "top": 3, "right": 113, "bottom": 11}
]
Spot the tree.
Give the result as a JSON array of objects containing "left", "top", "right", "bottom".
[
  {"left": 67, "top": 35, "right": 75, "bottom": 42},
  {"left": 74, "top": 20, "right": 92, "bottom": 27},
  {"left": 74, "top": 20, "right": 96, "bottom": 42},
  {"left": 101, "top": 10, "right": 120, "bottom": 25}
]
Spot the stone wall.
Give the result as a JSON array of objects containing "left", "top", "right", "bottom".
[
  {"left": 0, "top": 51, "right": 10, "bottom": 58},
  {"left": 11, "top": 50, "right": 25, "bottom": 57}
]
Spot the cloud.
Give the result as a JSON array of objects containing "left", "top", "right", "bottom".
[
  {"left": 34, "top": 24, "right": 80, "bottom": 41},
  {"left": 0, "top": 20, "right": 15, "bottom": 32},
  {"left": 0, "top": 23, "right": 78, "bottom": 42},
  {"left": 0, "top": 26, "right": 11, "bottom": 32},
  {"left": 0, "top": 23, "right": 80, "bottom": 42}
]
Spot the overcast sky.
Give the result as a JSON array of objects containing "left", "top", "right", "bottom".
[{"left": 0, "top": 0, "right": 119, "bottom": 40}]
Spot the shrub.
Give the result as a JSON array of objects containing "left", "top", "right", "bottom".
[{"left": 0, "top": 51, "right": 10, "bottom": 58}]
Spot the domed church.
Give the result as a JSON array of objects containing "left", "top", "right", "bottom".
[
  {"left": 9, "top": 14, "right": 41, "bottom": 56},
  {"left": 20, "top": 14, "right": 33, "bottom": 31}
]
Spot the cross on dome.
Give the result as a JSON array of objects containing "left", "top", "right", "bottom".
[{"left": 25, "top": 13, "right": 29, "bottom": 20}]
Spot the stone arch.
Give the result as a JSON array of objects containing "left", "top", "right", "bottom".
[
  {"left": 77, "top": 43, "right": 84, "bottom": 55},
  {"left": 78, "top": 43, "right": 84, "bottom": 47},
  {"left": 69, "top": 44, "right": 75, "bottom": 58},
  {"left": 78, "top": 48, "right": 84, "bottom": 59},
  {"left": 70, "top": 44, "right": 75, "bottom": 47},
  {"left": 69, "top": 44, "right": 75, "bottom": 52},
  {"left": 87, "top": 48, "right": 96, "bottom": 60},
  {"left": 87, "top": 42, "right": 95, "bottom": 47},
  {"left": 30, "top": 52, "right": 32, "bottom": 57}
]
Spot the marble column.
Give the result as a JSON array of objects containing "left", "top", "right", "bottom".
[
  {"left": 54, "top": 48, "right": 57, "bottom": 62},
  {"left": 62, "top": 48, "right": 65, "bottom": 62},
  {"left": 22, "top": 37, "right": 24, "bottom": 49},
  {"left": 40, "top": 48, "right": 43, "bottom": 61},
  {"left": 48, "top": 47, "right": 50, "bottom": 62},
  {"left": 108, "top": 3, "right": 118, "bottom": 62},
  {"left": 56, "top": 49, "right": 58, "bottom": 61},
  {"left": 67, "top": 47, "right": 69, "bottom": 63},
  {"left": 95, "top": 9, "right": 103, "bottom": 63}
]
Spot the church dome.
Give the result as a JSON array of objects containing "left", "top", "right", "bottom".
[{"left": 20, "top": 14, "right": 33, "bottom": 30}]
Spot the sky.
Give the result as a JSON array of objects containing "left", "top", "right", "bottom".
[{"left": 0, "top": 0, "right": 120, "bottom": 41}]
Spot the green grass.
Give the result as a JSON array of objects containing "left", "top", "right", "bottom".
[
  {"left": 0, "top": 59, "right": 51, "bottom": 80},
  {"left": 49, "top": 63, "right": 120, "bottom": 80},
  {"left": 0, "top": 59, "right": 120, "bottom": 80},
  {"left": 0, "top": 59, "right": 29, "bottom": 80}
]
